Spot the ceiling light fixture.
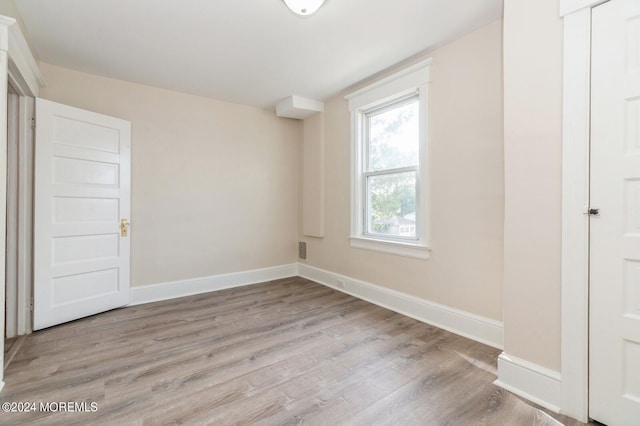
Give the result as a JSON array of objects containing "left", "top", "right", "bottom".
[{"left": 282, "top": 0, "right": 326, "bottom": 16}]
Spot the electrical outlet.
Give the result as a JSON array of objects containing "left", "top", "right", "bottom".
[{"left": 336, "top": 280, "right": 345, "bottom": 289}]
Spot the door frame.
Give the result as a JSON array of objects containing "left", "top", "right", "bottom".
[
  {"left": 560, "top": 0, "right": 609, "bottom": 422},
  {"left": 0, "top": 15, "right": 44, "bottom": 392},
  {"left": 6, "top": 88, "right": 18, "bottom": 338},
  {"left": 6, "top": 81, "right": 37, "bottom": 339},
  {"left": 5, "top": 86, "right": 36, "bottom": 337}
]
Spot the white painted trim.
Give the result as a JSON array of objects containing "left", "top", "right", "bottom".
[
  {"left": 130, "top": 262, "right": 502, "bottom": 349},
  {"left": 5, "top": 92, "right": 18, "bottom": 339},
  {"left": 0, "top": 19, "right": 10, "bottom": 395},
  {"left": 0, "top": 14, "right": 42, "bottom": 393},
  {"left": 129, "top": 264, "right": 299, "bottom": 306},
  {"left": 495, "top": 353, "right": 563, "bottom": 414},
  {"left": 560, "top": 0, "right": 607, "bottom": 17},
  {"left": 7, "top": 21, "right": 44, "bottom": 97},
  {"left": 16, "top": 96, "right": 34, "bottom": 335},
  {"left": 3, "top": 92, "right": 33, "bottom": 338},
  {"left": 348, "top": 60, "right": 431, "bottom": 254},
  {"left": 559, "top": 3, "right": 595, "bottom": 423},
  {"left": 349, "top": 236, "right": 430, "bottom": 259},
  {"left": 345, "top": 58, "right": 433, "bottom": 105},
  {"left": 298, "top": 263, "right": 503, "bottom": 349},
  {"left": 345, "top": 61, "right": 431, "bottom": 112},
  {"left": 0, "top": 16, "right": 13, "bottom": 50},
  {"left": 560, "top": 7, "right": 592, "bottom": 423}
]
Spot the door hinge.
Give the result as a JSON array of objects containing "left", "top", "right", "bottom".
[
  {"left": 31, "top": 117, "right": 35, "bottom": 130},
  {"left": 30, "top": 297, "right": 34, "bottom": 312}
]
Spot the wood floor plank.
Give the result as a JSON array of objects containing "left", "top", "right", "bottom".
[
  {"left": 153, "top": 316, "right": 423, "bottom": 424},
  {"left": 1, "top": 277, "right": 591, "bottom": 426},
  {"left": 141, "top": 306, "right": 405, "bottom": 423},
  {"left": 5, "top": 286, "right": 350, "bottom": 387}
]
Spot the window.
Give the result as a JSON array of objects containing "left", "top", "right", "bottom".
[
  {"left": 346, "top": 59, "right": 431, "bottom": 259},
  {"left": 364, "top": 95, "right": 418, "bottom": 240}
]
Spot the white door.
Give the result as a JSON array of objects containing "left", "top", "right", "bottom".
[
  {"left": 33, "top": 98, "right": 131, "bottom": 330},
  {"left": 590, "top": 0, "right": 640, "bottom": 424}
]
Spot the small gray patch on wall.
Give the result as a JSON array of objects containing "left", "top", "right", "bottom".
[{"left": 298, "top": 242, "right": 307, "bottom": 260}]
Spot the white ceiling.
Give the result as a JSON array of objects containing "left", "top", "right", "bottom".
[{"left": 15, "top": 0, "right": 503, "bottom": 109}]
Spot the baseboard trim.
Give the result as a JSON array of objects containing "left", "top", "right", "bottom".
[
  {"left": 129, "top": 262, "right": 503, "bottom": 349},
  {"left": 297, "top": 263, "right": 503, "bottom": 349},
  {"left": 494, "top": 352, "right": 562, "bottom": 413},
  {"left": 114, "top": 263, "right": 565, "bottom": 417},
  {"left": 129, "top": 263, "right": 298, "bottom": 306},
  {"left": 0, "top": 380, "right": 4, "bottom": 393}
]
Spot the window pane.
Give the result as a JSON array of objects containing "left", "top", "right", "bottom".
[
  {"left": 367, "top": 98, "right": 419, "bottom": 171},
  {"left": 367, "top": 171, "right": 417, "bottom": 238}
]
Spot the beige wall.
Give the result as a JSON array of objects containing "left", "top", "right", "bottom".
[
  {"left": 503, "top": 0, "right": 564, "bottom": 371},
  {"left": 301, "top": 20, "right": 504, "bottom": 321},
  {"left": 39, "top": 63, "right": 301, "bottom": 287}
]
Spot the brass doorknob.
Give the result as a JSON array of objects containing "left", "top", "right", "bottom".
[{"left": 121, "top": 218, "right": 130, "bottom": 237}]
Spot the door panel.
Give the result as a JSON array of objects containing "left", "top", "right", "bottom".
[
  {"left": 590, "top": 0, "right": 640, "bottom": 424},
  {"left": 34, "top": 98, "right": 131, "bottom": 330}
]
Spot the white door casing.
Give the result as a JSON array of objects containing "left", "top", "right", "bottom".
[
  {"left": 6, "top": 91, "right": 19, "bottom": 338},
  {"left": 589, "top": 0, "right": 640, "bottom": 424},
  {"left": 34, "top": 98, "right": 131, "bottom": 330}
]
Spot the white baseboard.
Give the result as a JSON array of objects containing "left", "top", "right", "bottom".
[
  {"left": 0, "top": 380, "right": 4, "bottom": 393},
  {"left": 129, "top": 262, "right": 504, "bottom": 350},
  {"left": 130, "top": 262, "right": 503, "bottom": 350},
  {"left": 297, "top": 263, "right": 503, "bottom": 349},
  {"left": 129, "top": 263, "right": 298, "bottom": 306},
  {"left": 24, "top": 261, "right": 565, "bottom": 416},
  {"left": 494, "top": 352, "right": 562, "bottom": 413}
]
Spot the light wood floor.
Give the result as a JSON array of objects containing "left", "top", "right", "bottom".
[{"left": 1, "top": 277, "right": 589, "bottom": 425}]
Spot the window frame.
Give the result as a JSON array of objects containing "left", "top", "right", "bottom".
[{"left": 345, "top": 59, "right": 431, "bottom": 259}]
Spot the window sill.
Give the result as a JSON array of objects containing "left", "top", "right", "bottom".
[{"left": 349, "top": 236, "right": 431, "bottom": 260}]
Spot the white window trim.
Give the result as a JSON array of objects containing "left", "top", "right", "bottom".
[{"left": 345, "top": 59, "right": 432, "bottom": 260}]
